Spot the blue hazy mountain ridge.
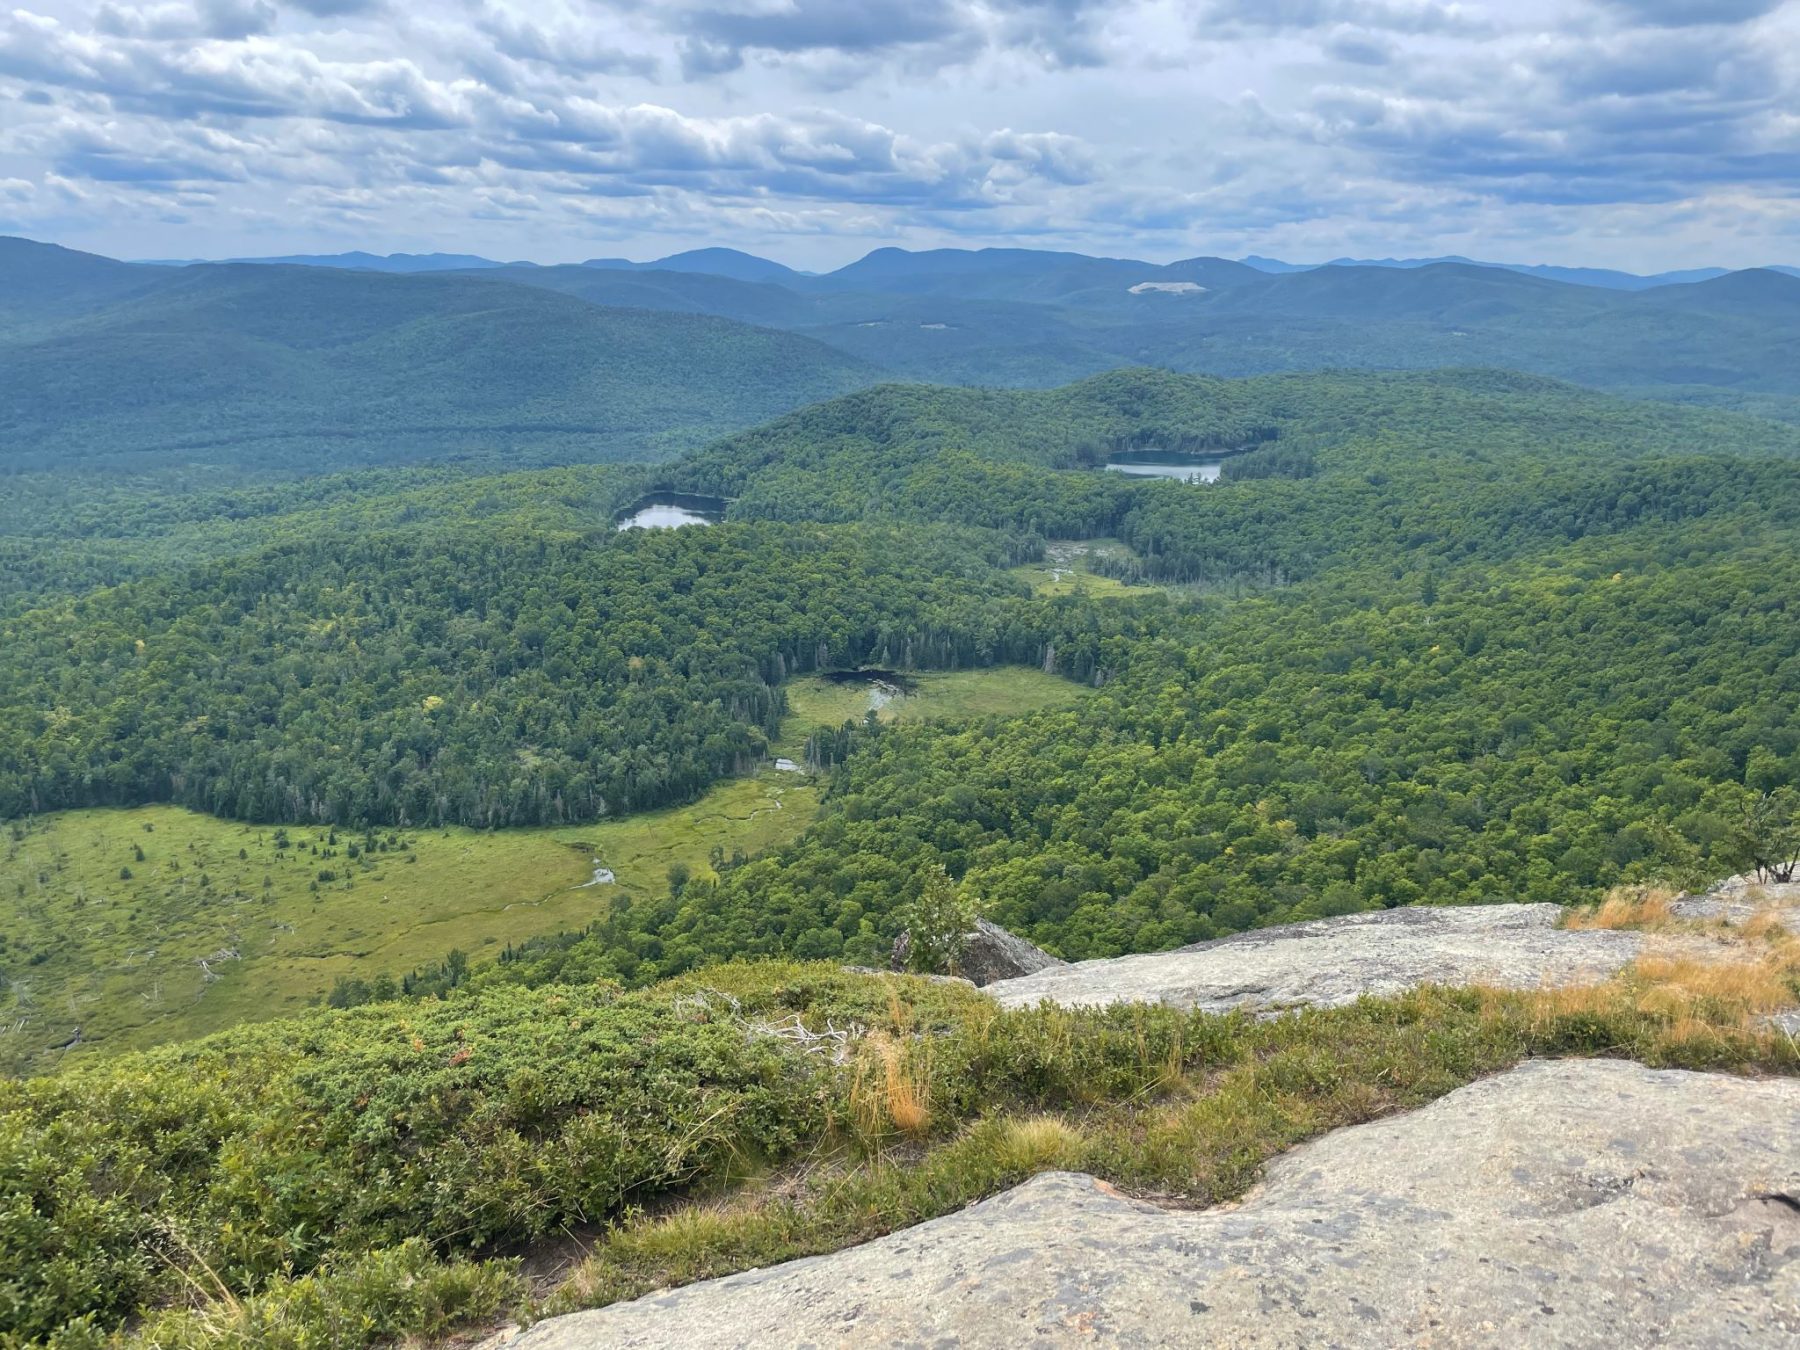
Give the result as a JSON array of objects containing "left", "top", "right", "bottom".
[
  {"left": 1240, "top": 252, "right": 1800, "bottom": 289},
  {"left": 9, "top": 236, "right": 1800, "bottom": 479},
  {"left": 479, "top": 249, "right": 1800, "bottom": 414},
  {"left": 470, "top": 264, "right": 821, "bottom": 328},
  {"left": 580, "top": 246, "right": 809, "bottom": 284},
  {"left": 138, "top": 250, "right": 528, "bottom": 272},
  {"left": 0, "top": 242, "right": 877, "bottom": 473},
  {"left": 127, "top": 236, "right": 1800, "bottom": 291},
  {"left": 0, "top": 236, "right": 170, "bottom": 331}
]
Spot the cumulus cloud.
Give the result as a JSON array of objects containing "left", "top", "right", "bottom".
[
  {"left": 1598, "top": 0, "right": 1787, "bottom": 25},
  {"left": 469, "top": 6, "right": 658, "bottom": 79},
  {"left": 1199, "top": 0, "right": 1492, "bottom": 36},
  {"left": 96, "top": 0, "right": 275, "bottom": 40},
  {"left": 0, "top": 0, "right": 1797, "bottom": 267}
]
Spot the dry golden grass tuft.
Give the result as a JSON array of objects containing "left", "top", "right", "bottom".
[
  {"left": 1495, "top": 912, "right": 1800, "bottom": 1052},
  {"left": 851, "top": 1033, "right": 933, "bottom": 1139},
  {"left": 1742, "top": 908, "right": 1793, "bottom": 943},
  {"left": 1560, "top": 881, "right": 1800, "bottom": 1030},
  {"left": 1630, "top": 952, "right": 1796, "bottom": 1026},
  {"left": 1564, "top": 884, "right": 1678, "bottom": 930}
]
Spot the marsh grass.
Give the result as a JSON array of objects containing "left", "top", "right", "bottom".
[{"left": 0, "top": 781, "right": 822, "bottom": 1074}]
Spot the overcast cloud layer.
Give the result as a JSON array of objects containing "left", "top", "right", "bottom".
[{"left": 1, "top": 0, "right": 1797, "bottom": 269}]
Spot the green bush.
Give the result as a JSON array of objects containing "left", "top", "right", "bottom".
[{"left": 0, "top": 966, "right": 984, "bottom": 1343}]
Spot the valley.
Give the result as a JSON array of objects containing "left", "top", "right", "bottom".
[
  {"left": 5, "top": 240, "right": 1800, "bottom": 1350},
  {"left": 10, "top": 3, "right": 1800, "bottom": 1341},
  {"left": 0, "top": 666, "right": 1084, "bottom": 1074}
]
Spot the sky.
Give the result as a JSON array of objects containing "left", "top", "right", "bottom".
[{"left": 1, "top": 0, "right": 1797, "bottom": 271}]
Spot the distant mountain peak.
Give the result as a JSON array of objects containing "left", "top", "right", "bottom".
[
  {"left": 137, "top": 250, "right": 530, "bottom": 272},
  {"left": 580, "top": 247, "right": 801, "bottom": 284}
]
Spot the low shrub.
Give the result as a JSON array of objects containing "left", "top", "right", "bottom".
[{"left": 4, "top": 947, "right": 1799, "bottom": 1348}]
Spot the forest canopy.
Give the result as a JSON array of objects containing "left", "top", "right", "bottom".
[{"left": 5, "top": 366, "right": 1799, "bottom": 983}]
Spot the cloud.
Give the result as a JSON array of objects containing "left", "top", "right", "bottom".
[
  {"left": 0, "top": 19, "right": 471, "bottom": 126},
  {"left": 1199, "top": 0, "right": 1492, "bottom": 36},
  {"left": 980, "top": 130, "right": 1098, "bottom": 186},
  {"left": 1597, "top": 0, "right": 1787, "bottom": 25},
  {"left": 96, "top": 0, "right": 276, "bottom": 40},
  {"left": 1, "top": 0, "right": 1799, "bottom": 269},
  {"left": 469, "top": 5, "right": 660, "bottom": 79},
  {"left": 1325, "top": 26, "right": 1397, "bottom": 63},
  {"left": 291, "top": 0, "right": 383, "bottom": 12},
  {"left": 1289, "top": 13, "right": 1800, "bottom": 210},
  {"left": 682, "top": 0, "right": 966, "bottom": 58},
  {"left": 664, "top": 0, "right": 1111, "bottom": 76}
]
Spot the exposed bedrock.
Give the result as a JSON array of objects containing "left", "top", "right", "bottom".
[
  {"left": 985, "top": 902, "right": 1655, "bottom": 1013},
  {"left": 501, "top": 1059, "right": 1800, "bottom": 1348}
]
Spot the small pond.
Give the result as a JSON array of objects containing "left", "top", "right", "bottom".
[
  {"left": 823, "top": 668, "right": 917, "bottom": 711},
  {"left": 616, "top": 492, "right": 728, "bottom": 530},
  {"left": 1103, "top": 453, "right": 1223, "bottom": 484}
]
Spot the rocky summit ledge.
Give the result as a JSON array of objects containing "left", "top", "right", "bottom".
[
  {"left": 984, "top": 901, "right": 1661, "bottom": 1013},
  {"left": 498, "top": 1059, "right": 1800, "bottom": 1348},
  {"left": 1674, "top": 876, "right": 1800, "bottom": 927}
]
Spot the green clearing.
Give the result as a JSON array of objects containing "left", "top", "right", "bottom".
[
  {"left": 1009, "top": 539, "right": 1140, "bottom": 598},
  {"left": 0, "top": 776, "right": 820, "bottom": 1074},
  {"left": 2, "top": 666, "right": 1082, "bottom": 1074},
  {"left": 777, "top": 664, "right": 1092, "bottom": 754}
]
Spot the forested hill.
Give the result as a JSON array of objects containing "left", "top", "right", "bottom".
[
  {"left": 477, "top": 248, "right": 1800, "bottom": 419},
  {"left": 0, "top": 523, "right": 1055, "bottom": 826},
  {"left": 11, "top": 235, "right": 1800, "bottom": 492},
  {"left": 662, "top": 368, "right": 1283, "bottom": 495},
  {"left": 662, "top": 367, "right": 1800, "bottom": 547},
  {"left": 4, "top": 366, "right": 1799, "bottom": 843},
  {"left": 0, "top": 242, "right": 876, "bottom": 476}
]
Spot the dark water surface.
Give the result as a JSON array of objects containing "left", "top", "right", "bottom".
[
  {"left": 616, "top": 492, "right": 728, "bottom": 530},
  {"left": 1103, "top": 452, "right": 1223, "bottom": 484}
]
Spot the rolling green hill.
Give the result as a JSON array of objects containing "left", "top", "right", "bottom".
[
  {"left": 0, "top": 250, "right": 878, "bottom": 477},
  {"left": 0, "top": 235, "right": 167, "bottom": 333},
  {"left": 471, "top": 263, "right": 820, "bottom": 328},
  {"left": 662, "top": 366, "right": 1800, "bottom": 526},
  {"left": 469, "top": 246, "right": 1800, "bottom": 418}
]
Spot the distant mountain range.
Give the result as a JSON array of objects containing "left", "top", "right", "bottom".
[
  {"left": 0, "top": 236, "right": 872, "bottom": 475},
  {"left": 142, "top": 243, "right": 1800, "bottom": 292},
  {"left": 7, "top": 232, "right": 1800, "bottom": 482},
  {"left": 140, "top": 250, "right": 530, "bottom": 273},
  {"left": 1239, "top": 254, "right": 1800, "bottom": 291}
]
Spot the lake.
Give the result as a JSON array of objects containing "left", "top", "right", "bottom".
[
  {"left": 616, "top": 492, "right": 728, "bottom": 530},
  {"left": 1104, "top": 454, "right": 1223, "bottom": 484}
]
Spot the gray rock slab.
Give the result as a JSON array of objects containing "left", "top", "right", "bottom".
[
  {"left": 957, "top": 918, "right": 1064, "bottom": 987},
  {"left": 984, "top": 903, "right": 1650, "bottom": 1013},
  {"left": 500, "top": 1059, "right": 1800, "bottom": 1348},
  {"left": 1766, "top": 1011, "right": 1800, "bottom": 1038},
  {"left": 1674, "top": 874, "right": 1800, "bottom": 927}
]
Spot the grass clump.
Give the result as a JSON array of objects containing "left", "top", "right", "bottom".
[
  {"left": 123, "top": 1242, "right": 521, "bottom": 1350},
  {"left": 993, "top": 1116, "right": 1085, "bottom": 1174},
  {"left": 852, "top": 1033, "right": 934, "bottom": 1140},
  {"left": 1562, "top": 883, "right": 1679, "bottom": 930}
]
